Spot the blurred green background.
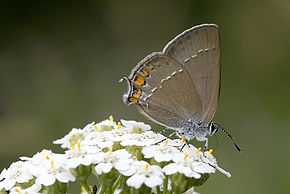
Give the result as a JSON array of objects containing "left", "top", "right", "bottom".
[{"left": 1, "top": 0, "right": 290, "bottom": 193}]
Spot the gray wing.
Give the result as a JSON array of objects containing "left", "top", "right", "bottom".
[
  {"left": 163, "top": 24, "right": 221, "bottom": 126},
  {"left": 135, "top": 53, "right": 203, "bottom": 129}
]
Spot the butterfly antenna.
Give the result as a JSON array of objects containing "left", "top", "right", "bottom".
[{"left": 219, "top": 126, "right": 242, "bottom": 153}]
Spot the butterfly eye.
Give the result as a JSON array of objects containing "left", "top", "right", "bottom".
[{"left": 209, "top": 123, "right": 219, "bottom": 135}]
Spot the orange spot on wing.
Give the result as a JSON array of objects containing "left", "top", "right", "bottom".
[
  {"left": 133, "top": 93, "right": 141, "bottom": 99},
  {"left": 129, "top": 97, "right": 138, "bottom": 103},
  {"left": 134, "top": 76, "right": 145, "bottom": 86},
  {"left": 141, "top": 71, "right": 149, "bottom": 77}
]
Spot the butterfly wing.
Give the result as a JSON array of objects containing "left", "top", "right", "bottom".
[
  {"left": 124, "top": 52, "right": 203, "bottom": 129},
  {"left": 163, "top": 24, "right": 221, "bottom": 126}
]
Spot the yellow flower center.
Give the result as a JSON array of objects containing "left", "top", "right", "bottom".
[
  {"left": 196, "top": 147, "right": 202, "bottom": 154},
  {"left": 71, "top": 142, "right": 75, "bottom": 150},
  {"left": 78, "top": 143, "right": 81, "bottom": 151},
  {"left": 109, "top": 115, "right": 114, "bottom": 121},
  {"left": 208, "top": 149, "right": 213, "bottom": 154},
  {"left": 94, "top": 125, "right": 98, "bottom": 132},
  {"left": 145, "top": 164, "right": 149, "bottom": 171},
  {"left": 164, "top": 140, "right": 168, "bottom": 146}
]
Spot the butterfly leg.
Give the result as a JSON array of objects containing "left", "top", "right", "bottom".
[
  {"left": 153, "top": 128, "right": 170, "bottom": 145},
  {"left": 203, "top": 138, "right": 209, "bottom": 151},
  {"left": 180, "top": 138, "right": 189, "bottom": 151},
  {"left": 154, "top": 138, "right": 167, "bottom": 145},
  {"left": 154, "top": 131, "right": 176, "bottom": 145}
]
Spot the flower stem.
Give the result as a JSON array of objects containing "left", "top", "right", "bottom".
[
  {"left": 105, "top": 186, "right": 113, "bottom": 194},
  {"left": 98, "top": 186, "right": 106, "bottom": 194},
  {"left": 112, "top": 174, "right": 122, "bottom": 192},
  {"left": 82, "top": 180, "right": 92, "bottom": 194},
  {"left": 163, "top": 176, "right": 168, "bottom": 194},
  {"left": 156, "top": 185, "right": 161, "bottom": 194},
  {"left": 167, "top": 189, "right": 174, "bottom": 194}
]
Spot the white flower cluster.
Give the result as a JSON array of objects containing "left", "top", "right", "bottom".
[{"left": 0, "top": 117, "right": 231, "bottom": 194}]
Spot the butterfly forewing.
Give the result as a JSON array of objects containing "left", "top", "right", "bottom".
[{"left": 163, "top": 24, "right": 221, "bottom": 126}]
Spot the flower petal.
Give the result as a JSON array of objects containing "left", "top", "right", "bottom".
[
  {"left": 145, "top": 175, "right": 163, "bottom": 188},
  {"left": 162, "top": 163, "right": 178, "bottom": 175},
  {"left": 36, "top": 173, "right": 56, "bottom": 186},
  {"left": 126, "top": 174, "right": 145, "bottom": 189},
  {"left": 95, "top": 163, "right": 113, "bottom": 175}
]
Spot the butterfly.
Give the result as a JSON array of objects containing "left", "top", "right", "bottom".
[{"left": 120, "top": 24, "right": 241, "bottom": 152}]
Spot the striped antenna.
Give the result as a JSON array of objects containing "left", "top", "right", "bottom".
[{"left": 219, "top": 126, "right": 242, "bottom": 153}]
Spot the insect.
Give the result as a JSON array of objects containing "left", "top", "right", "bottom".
[{"left": 120, "top": 24, "right": 241, "bottom": 152}]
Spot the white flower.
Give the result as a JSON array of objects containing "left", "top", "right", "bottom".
[
  {"left": 94, "top": 149, "right": 132, "bottom": 175},
  {"left": 120, "top": 119, "right": 151, "bottom": 133},
  {"left": 65, "top": 142, "right": 102, "bottom": 168},
  {"left": 192, "top": 161, "right": 215, "bottom": 174},
  {"left": 0, "top": 161, "right": 33, "bottom": 191},
  {"left": 10, "top": 184, "right": 41, "bottom": 194},
  {"left": 106, "top": 127, "right": 130, "bottom": 142},
  {"left": 183, "top": 145, "right": 231, "bottom": 177},
  {"left": 116, "top": 157, "right": 139, "bottom": 176},
  {"left": 27, "top": 153, "right": 75, "bottom": 186},
  {"left": 53, "top": 128, "right": 88, "bottom": 149},
  {"left": 94, "top": 119, "right": 118, "bottom": 132},
  {"left": 20, "top": 149, "right": 56, "bottom": 166},
  {"left": 120, "top": 131, "right": 165, "bottom": 147},
  {"left": 201, "top": 152, "right": 231, "bottom": 177},
  {"left": 140, "top": 131, "right": 169, "bottom": 146},
  {"left": 53, "top": 119, "right": 118, "bottom": 149},
  {"left": 162, "top": 152, "right": 201, "bottom": 179},
  {"left": 126, "top": 161, "right": 164, "bottom": 189},
  {"left": 82, "top": 122, "right": 97, "bottom": 133},
  {"left": 83, "top": 131, "right": 114, "bottom": 149},
  {"left": 142, "top": 140, "right": 180, "bottom": 162},
  {"left": 120, "top": 133, "right": 144, "bottom": 146}
]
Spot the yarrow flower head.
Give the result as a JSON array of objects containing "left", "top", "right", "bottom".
[
  {"left": 0, "top": 161, "right": 33, "bottom": 191},
  {"left": 0, "top": 116, "right": 232, "bottom": 194},
  {"left": 142, "top": 140, "right": 181, "bottom": 162},
  {"left": 120, "top": 119, "right": 151, "bottom": 133},
  {"left": 65, "top": 141, "right": 102, "bottom": 168},
  {"left": 94, "top": 149, "right": 133, "bottom": 175},
  {"left": 162, "top": 152, "right": 202, "bottom": 179},
  {"left": 31, "top": 152, "right": 75, "bottom": 186},
  {"left": 126, "top": 161, "right": 164, "bottom": 189},
  {"left": 53, "top": 128, "right": 88, "bottom": 149}
]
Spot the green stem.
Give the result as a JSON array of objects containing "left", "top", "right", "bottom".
[
  {"left": 82, "top": 180, "right": 92, "bottom": 194},
  {"left": 167, "top": 189, "right": 174, "bottom": 194},
  {"left": 98, "top": 186, "right": 106, "bottom": 194},
  {"left": 106, "top": 186, "right": 112, "bottom": 194},
  {"left": 112, "top": 175, "right": 122, "bottom": 192},
  {"left": 163, "top": 176, "right": 168, "bottom": 194},
  {"left": 156, "top": 185, "right": 161, "bottom": 194},
  {"left": 130, "top": 187, "right": 139, "bottom": 194}
]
